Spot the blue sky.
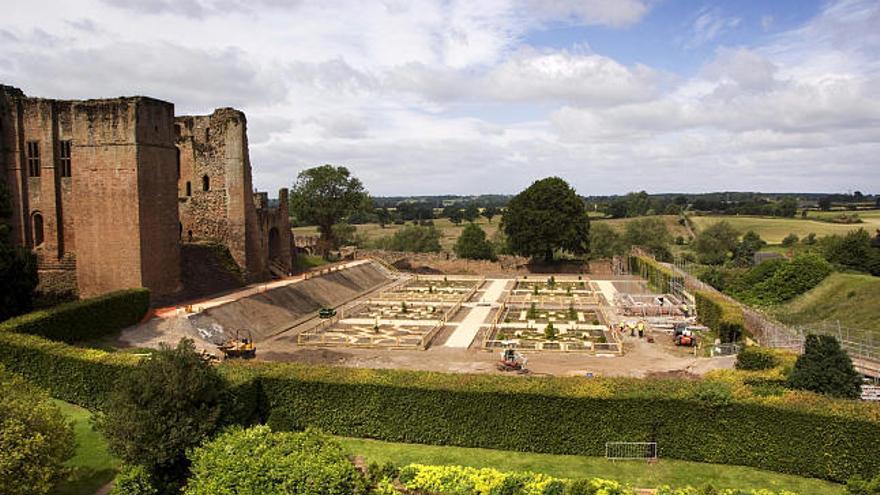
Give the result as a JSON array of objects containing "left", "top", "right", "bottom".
[
  {"left": 1, "top": 0, "right": 878, "bottom": 196},
  {"left": 525, "top": 0, "right": 824, "bottom": 74}
]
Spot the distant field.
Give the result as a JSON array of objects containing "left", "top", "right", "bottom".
[
  {"left": 771, "top": 273, "right": 880, "bottom": 336},
  {"left": 805, "top": 209, "right": 880, "bottom": 227},
  {"left": 690, "top": 215, "right": 869, "bottom": 244},
  {"left": 591, "top": 214, "right": 691, "bottom": 238},
  {"left": 293, "top": 217, "right": 500, "bottom": 252}
]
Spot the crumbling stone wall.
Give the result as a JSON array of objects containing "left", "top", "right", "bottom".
[
  {"left": 176, "top": 109, "right": 291, "bottom": 281},
  {"left": 0, "top": 85, "right": 181, "bottom": 299}
]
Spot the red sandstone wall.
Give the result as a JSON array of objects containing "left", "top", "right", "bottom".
[
  {"left": 72, "top": 97, "right": 180, "bottom": 298},
  {"left": 136, "top": 99, "right": 181, "bottom": 297}
]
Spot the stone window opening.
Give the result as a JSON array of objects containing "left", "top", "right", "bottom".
[
  {"left": 186, "top": 181, "right": 192, "bottom": 197},
  {"left": 202, "top": 174, "right": 210, "bottom": 192},
  {"left": 26, "top": 141, "right": 40, "bottom": 177},
  {"left": 32, "top": 212, "right": 44, "bottom": 246},
  {"left": 175, "top": 148, "right": 180, "bottom": 178},
  {"left": 187, "top": 230, "right": 193, "bottom": 242},
  {"left": 59, "top": 140, "right": 72, "bottom": 178}
]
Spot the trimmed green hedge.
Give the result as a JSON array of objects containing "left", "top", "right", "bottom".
[
  {"left": 2, "top": 332, "right": 879, "bottom": 483},
  {"left": 628, "top": 255, "right": 679, "bottom": 293},
  {"left": 251, "top": 363, "right": 880, "bottom": 483},
  {"left": 694, "top": 290, "right": 746, "bottom": 342},
  {"left": 0, "top": 289, "right": 150, "bottom": 343},
  {"left": 0, "top": 331, "right": 138, "bottom": 410}
]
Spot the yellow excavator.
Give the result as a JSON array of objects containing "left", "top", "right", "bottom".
[{"left": 217, "top": 330, "right": 256, "bottom": 360}]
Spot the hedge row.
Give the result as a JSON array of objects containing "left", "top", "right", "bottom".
[
  {"left": 628, "top": 255, "right": 679, "bottom": 293},
  {"left": 2, "top": 332, "right": 879, "bottom": 483},
  {"left": 694, "top": 290, "right": 746, "bottom": 342},
  {"left": 251, "top": 363, "right": 880, "bottom": 483},
  {"left": 0, "top": 331, "right": 138, "bottom": 409},
  {"left": 0, "top": 289, "right": 150, "bottom": 343}
]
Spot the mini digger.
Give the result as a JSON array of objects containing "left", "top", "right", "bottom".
[
  {"left": 217, "top": 329, "right": 256, "bottom": 360},
  {"left": 497, "top": 347, "right": 529, "bottom": 374}
]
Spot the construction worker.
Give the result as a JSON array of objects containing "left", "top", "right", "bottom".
[
  {"left": 681, "top": 304, "right": 690, "bottom": 317},
  {"left": 628, "top": 321, "right": 636, "bottom": 337},
  {"left": 637, "top": 321, "right": 645, "bottom": 338}
]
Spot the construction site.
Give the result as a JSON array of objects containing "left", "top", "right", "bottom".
[{"left": 117, "top": 259, "right": 727, "bottom": 377}]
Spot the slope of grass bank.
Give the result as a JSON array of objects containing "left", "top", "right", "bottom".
[
  {"left": 50, "top": 400, "right": 119, "bottom": 495},
  {"left": 340, "top": 437, "right": 844, "bottom": 495},
  {"left": 770, "top": 272, "right": 880, "bottom": 335}
]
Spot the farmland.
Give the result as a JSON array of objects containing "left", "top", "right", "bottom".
[{"left": 689, "top": 214, "right": 873, "bottom": 244}]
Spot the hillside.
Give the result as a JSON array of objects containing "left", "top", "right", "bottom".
[{"left": 770, "top": 273, "right": 880, "bottom": 335}]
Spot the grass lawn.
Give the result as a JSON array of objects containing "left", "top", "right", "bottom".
[
  {"left": 690, "top": 215, "right": 867, "bottom": 244},
  {"left": 771, "top": 272, "right": 880, "bottom": 336},
  {"left": 339, "top": 437, "right": 844, "bottom": 495},
  {"left": 50, "top": 400, "right": 119, "bottom": 495}
]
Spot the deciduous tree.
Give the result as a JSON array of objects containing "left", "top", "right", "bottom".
[
  {"left": 97, "top": 339, "right": 227, "bottom": 490},
  {"left": 0, "top": 178, "right": 37, "bottom": 321},
  {"left": 289, "top": 165, "right": 368, "bottom": 254},
  {"left": 501, "top": 177, "right": 589, "bottom": 261},
  {"left": 454, "top": 223, "right": 495, "bottom": 260}
]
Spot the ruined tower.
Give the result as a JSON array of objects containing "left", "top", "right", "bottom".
[
  {"left": 0, "top": 85, "right": 181, "bottom": 299},
  {"left": 176, "top": 109, "right": 291, "bottom": 281}
]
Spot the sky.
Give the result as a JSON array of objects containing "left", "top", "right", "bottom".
[{"left": 1, "top": 0, "right": 878, "bottom": 196}]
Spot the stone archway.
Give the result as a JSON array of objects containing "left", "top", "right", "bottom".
[{"left": 268, "top": 227, "right": 281, "bottom": 262}]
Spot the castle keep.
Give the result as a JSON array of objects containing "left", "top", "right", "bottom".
[{"left": 0, "top": 85, "right": 291, "bottom": 300}]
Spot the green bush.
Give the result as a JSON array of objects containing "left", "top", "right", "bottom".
[
  {"left": 0, "top": 288, "right": 150, "bottom": 343},
  {"left": 97, "top": 339, "right": 227, "bottom": 487},
  {"left": 455, "top": 223, "right": 496, "bottom": 261},
  {"left": 373, "top": 225, "right": 442, "bottom": 253},
  {"left": 398, "top": 464, "right": 566, "bottom": 495},
  {"left": 694, "top": 291, "right": 746, "bottom": 342},
  {"left": 184, "top": 426, "right": 366, "bottom": 495},
  {"left": 730, "top": 254, "right": 831, "bottom": 306},
  {"left": 0, "top": 365, "right": 75, "bottom": 495},
  {"left": 111, "top": 465, "right": 158, "bottom": 495},
  {"left": 735, "top": 347, "right": 781, "bottom": 371},
  {"left": 789, "top": 334, "right": 862, "bottom": 399}
]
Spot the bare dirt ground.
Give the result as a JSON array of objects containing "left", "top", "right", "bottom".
[
  {"left": 118, "top": 266, "right": 734, "bottom": 378},
  {"left": 259, "top": 331, "right": 734, "bottom": 378}
]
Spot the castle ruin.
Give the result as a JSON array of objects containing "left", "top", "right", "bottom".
[{"left": 0, "top": 85, "right": 291, "bottom": 301}]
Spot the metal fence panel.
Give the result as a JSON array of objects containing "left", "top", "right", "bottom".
[{"left": 605, "top": 442, "right": 658, "bottom": 461}]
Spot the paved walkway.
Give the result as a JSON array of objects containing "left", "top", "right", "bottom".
[
  {"left": 443, "top": 279, "right": 506, "bottom": 348},
  {"left": 594, "top": 280, "right": 618, "bottom": 305}
]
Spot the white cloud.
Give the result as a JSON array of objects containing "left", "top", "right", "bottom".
[
  {"left": 521, "top": 0, "right": 650, "bottom": 28},
  {"left": 0, "top": 0, "right": 877, "bottom": 195},
  {"left": 686, "top": 7, "right": 741, "bottom": 47}
]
